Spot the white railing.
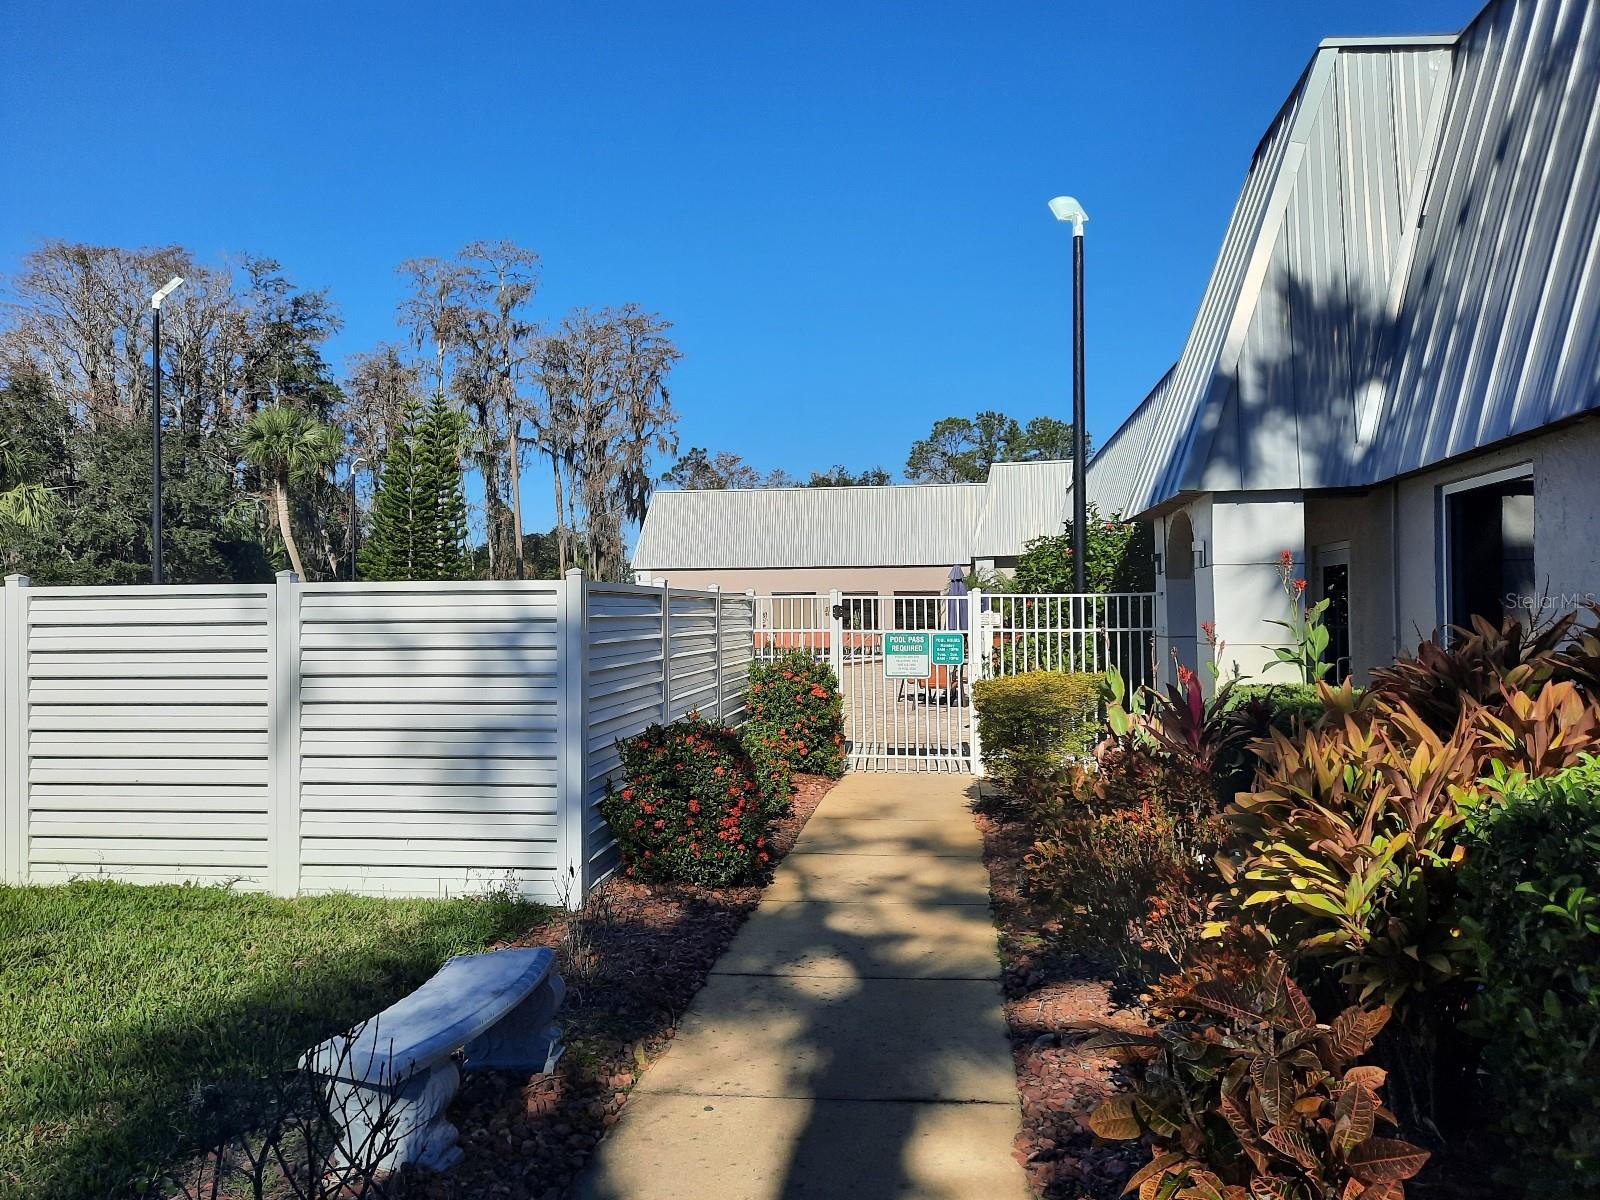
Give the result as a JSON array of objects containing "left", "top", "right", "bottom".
[
  {"left": 0, "top": 571, "right": 754, "bottom": 907},
  {"left": 981, "top": 592, "right": 1157, "bottom": 687},
  {"left": 748, "top": 589, "right": 1157, "bottom": 774}
]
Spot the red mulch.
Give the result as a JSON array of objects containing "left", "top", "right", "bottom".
[
  {"left": 972, "top": 785, "right": 1151, "bottom": 1200},
  {"left": 408, "top": 774, "right": 834, "bottom": 1200}
]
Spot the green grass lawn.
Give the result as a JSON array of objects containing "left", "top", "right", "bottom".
[{"left": 0, "top": 880, "right": 548, "bottom": 1200}]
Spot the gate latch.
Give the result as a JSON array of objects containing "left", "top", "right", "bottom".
[{"left": 831, "top": 603, "right": 846, "bottom": 620}]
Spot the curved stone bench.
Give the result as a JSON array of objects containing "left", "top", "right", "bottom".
[{"left": 301, "top": 946, "right": 564, "bottom": 1172}]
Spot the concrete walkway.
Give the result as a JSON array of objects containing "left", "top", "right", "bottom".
[{"left": 575, "top": 774, "right": 1027, "bottom": 1200}]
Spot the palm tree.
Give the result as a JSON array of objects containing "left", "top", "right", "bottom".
[
  {"left": 0, "top": 433, "right": 52, "bottom": 532},
  {"left": 242, "top": 405, "right": 342, "bottom": 578}
]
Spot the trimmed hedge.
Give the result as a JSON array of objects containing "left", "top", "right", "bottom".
[
  {"left": 973, "top": 670, "right": 1099, "bottom": 803},
  {"left": 1222, "top": 682, "right": 1327, "bottom": 733},
  {"left": 744, "top": 652, "right": 847, "bottom": 779},
  {"left": 1459, "top": 757, "right": 1600, "bottom": 1196},
  {"left": 601, "top": 715, "right": 772, "bottom": 886}
]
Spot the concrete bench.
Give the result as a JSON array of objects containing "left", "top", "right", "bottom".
[{"left": 301, "top": 946, "right": 564, "bottom": 1172}]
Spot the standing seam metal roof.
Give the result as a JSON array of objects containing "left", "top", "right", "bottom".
[{"left": 632, "top": 460, "right": 1091, "bottom": 571}]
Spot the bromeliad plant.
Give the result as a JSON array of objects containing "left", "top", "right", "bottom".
[{"left": 1084, "top": 953, "right": 1429, "bottom": 1200}]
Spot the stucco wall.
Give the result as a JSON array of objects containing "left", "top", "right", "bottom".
[
  {"left": 1307, "top": 416, "right": 1600, "bottom": 682},
  {"left": 632, "top": 565, "right": 958, "bottom": 597}
]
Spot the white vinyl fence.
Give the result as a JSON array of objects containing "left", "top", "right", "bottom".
[{"left": 0, "top": 571, "right": 752, "bottom": 906}]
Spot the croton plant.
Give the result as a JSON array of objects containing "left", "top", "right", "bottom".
[{"left": 1083, "top": 953, "right": 1429, "bottom": 1200}]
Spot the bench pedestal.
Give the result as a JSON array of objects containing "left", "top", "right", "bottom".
[{"left": 303, "top": 947, "right": 565, "bottom": 1173}]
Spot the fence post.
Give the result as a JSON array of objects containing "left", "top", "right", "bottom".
[
  {"left": 660, "top": 580, "right": 672, "bottom": 723},
  {"left": 709, "top": 583, "right": 722, "bottom": 720},
  {"left": 557, "top": 568, "right": 589, "bottom": 909},
  {"left": 2, "top": 575, "right": 29, "bottom": 885},
  {"left": 267, "top": 571, "right": 302, "bottom": 897},
  {"left": 969, "top": 587, "right": 985, "bottom": 778},
  {"left": 828, "top": 588, "right": 844, "bottom": 683}
]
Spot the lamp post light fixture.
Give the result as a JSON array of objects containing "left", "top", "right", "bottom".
[
  {"left": 348, "top": 455, "right": 368, "bottom": 581},
  {"left": 1047, "top": 196, "right": 1089, "bottom": 594},
  {"left": 149, "top": 275, "right": 185, "bottom": 584}
]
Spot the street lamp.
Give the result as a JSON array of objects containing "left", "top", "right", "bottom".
[
  {"left": 348, "top": 455, "right": 367, "bottom": 581},
  {"left": 149, "top": 275, "right": 185, "bottom": 584},
  {"left": 1048, "top": 196, "right": 1089, "bottom": 594}
]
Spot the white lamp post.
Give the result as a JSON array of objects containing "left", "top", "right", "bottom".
[{"left": 149, "top": 275, "right": 186, "bottom": 584}]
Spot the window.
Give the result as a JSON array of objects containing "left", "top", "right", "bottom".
[
  {"left": 894, "top": 592, "right": 940, "bottom": 630},
  {"left": 841, "top": 594, "right": 879, "bottom": 630},
  {"left": 1314, "top": 543, "right": 1351, "bottom": 684},
  {"left": 1442, "top": 467, "right": 1534, "bottom": 631}
]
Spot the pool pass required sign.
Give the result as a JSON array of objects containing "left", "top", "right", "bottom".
[{"left": 883, "top": 632, "right": 930, "bottom": 677}]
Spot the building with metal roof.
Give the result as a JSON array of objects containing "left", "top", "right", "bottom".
[
  {"left": 632, "top": 459, "right": 1091, "bottom": 597},
  {"left": 1099, "top": 0, "right": 1600, "bottom": 685}
]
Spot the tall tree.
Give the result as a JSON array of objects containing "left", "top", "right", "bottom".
[
  {"left": 806, "top": 464, "right": 892, "bottom": 487},
  {"left": 451, "top": 241, "right": 540, "bottom": 578},
  {"left": 904, "top": 410, "right": 1089, "bottom": 481},
  {"left": 360, "top": 392, "right": 469, "bottom": 581},
  {"left": 241, "top": 405, "right": 342, "bottom": 578},
  {"left": 661, "top": 447, "right": 763, "bottom": 489}
]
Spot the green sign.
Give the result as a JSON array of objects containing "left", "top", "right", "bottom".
[
  {"left": 883, "top": 632, "right": 930, "bottom": 678},
  {"left": 931, "top": 632, "right": 966, "bottom": 666}
]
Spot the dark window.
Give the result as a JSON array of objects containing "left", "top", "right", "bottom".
[
  {"left": 894, "top": 593, "right": 939, "bottom": 629},
  {"left": 1447, "top": 476, "right": 1534, "bottom": 630},
  {"left": 841, "top": 595, "right": 879, "bottom": 630},
  {"left": 1320, "top": 562, "right": 1350, "bottom": 684}
]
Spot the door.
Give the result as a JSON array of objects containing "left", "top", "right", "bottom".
[{"left": 1314, "top": 543, "right": 1351, "bottom": 684}]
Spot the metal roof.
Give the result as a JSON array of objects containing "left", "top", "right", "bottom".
[
  {"left": 633, "top": 481, "right": 988, "bottom": 570},
  {"left": 1083, "top": 365, "right": 1174, "bottom": 518},
  {"left": 1111, "top": 0, "right": 1600, "bottom": 514},
  {"left": 633, "top": 460, "right": 1096, "bottom": 571},
  {"left": 974, "top": 460, "right": 1073, "bottom": 558},
  {"left": 1121, "top": 34, "right": 1457, "bottom": 513}
]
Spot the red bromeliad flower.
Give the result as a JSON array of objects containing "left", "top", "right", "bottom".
[{"left": 1294, "top": 577, "right": 1308, "bottom": 594}]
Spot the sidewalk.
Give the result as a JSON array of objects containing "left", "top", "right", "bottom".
[{"left": 575, "top": 773, "right": 1027, "bottom": 1200}]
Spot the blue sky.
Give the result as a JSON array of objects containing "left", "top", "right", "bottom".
[{"left": 2, "top": 1, "right": 1475, "bottom": 533}]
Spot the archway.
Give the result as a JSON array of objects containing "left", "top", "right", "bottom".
[{"left": 1164, "top": 511, "right": 1198, "bottom": 680}]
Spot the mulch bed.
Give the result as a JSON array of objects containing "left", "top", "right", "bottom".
[
  {"left": 408, "top": 774, "right": 834, "bottom": 1200},
  {"left": 971, "top": 784, "right": 1151, "bottom": 1200}
]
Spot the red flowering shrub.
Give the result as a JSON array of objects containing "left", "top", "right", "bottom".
[
  {"left": 600, "top": 714, "right": 772, "bottom": 886},
  {"left": 744, "top": 652, "right": 846, "bottom": 779}
]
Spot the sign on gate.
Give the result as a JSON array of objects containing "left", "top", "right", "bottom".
[
  {"left": 930, "top": 632, "right": 965, "bottom": 666},
  {"left": 883, "top": 632, "right": 930, "bottom": 677}
]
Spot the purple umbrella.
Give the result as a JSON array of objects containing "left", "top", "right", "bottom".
[{"left": 946, "top": 564, "right": 968, "bottom": 630}]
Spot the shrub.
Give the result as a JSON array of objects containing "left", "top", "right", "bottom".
[
  {"left": 1224, "top": 681, "right": 1327, "bottom": 735},
  {"left": 1458, "top": 757, "right": 1600, "bottom": 1196},
  {"left": 973, "top": 670, "right": 1099, "bottom": 804},
  {"left": 1086, "top": 952, "right": 1429, "bottom": 1200},
  {"left": 742, "top": 729, "right": 794, "bottom": 816},
  {"left": 1226, "top": 680, "right": 1600, "bottom": 1008},
  {"left": 744, "top": 652, "right": 846, "bottom": 779},
  {"left": 601, "top": 715, "right": 771, "bottom": 886},
  {"left": 1026, "top": 789, "right": 1228, "bottom": 972}
]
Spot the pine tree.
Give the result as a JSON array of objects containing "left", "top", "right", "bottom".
[
  {"left": 360, "top": 392, "right": 469, "bottom": 581},
  {"left": 359, "top": 399, "right": 424, "bottom": 581},
  {"left": 417, "top": 390, "right": 469, "bottom": 580}
]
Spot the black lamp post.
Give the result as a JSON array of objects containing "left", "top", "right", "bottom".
[
  {"left": 149, "top": 275, "right": 185, "bottom": 584},
  {"left": 1048, "top": 196, "right": 1089, "bottom": 593}
]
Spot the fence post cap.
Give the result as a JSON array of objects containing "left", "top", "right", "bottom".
[
  {"left": 565, "top": 567, "right": 585, "bottom": 580},
  {"left": 3, "top": 574, "right": 29, "bottom": 587},
  {"left": 708, "top": 582, "right": 720, "bottom": 592},
  {"left": 274, "top": 570, "right": 299, "bottom": 584}
]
